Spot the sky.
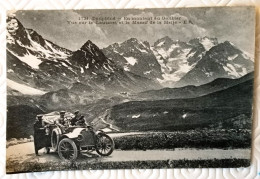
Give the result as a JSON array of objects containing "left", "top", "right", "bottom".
[{"left": 11, "top": 7, "right": 255, "bottom": 55}]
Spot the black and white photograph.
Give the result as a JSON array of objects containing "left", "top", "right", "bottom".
[{"left": 6, "top": 7, "right": 255, "bottom": 173}]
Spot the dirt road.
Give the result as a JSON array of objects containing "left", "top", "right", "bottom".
[{"left": 6, "top": 142, "right": 250, "bottom": 164}]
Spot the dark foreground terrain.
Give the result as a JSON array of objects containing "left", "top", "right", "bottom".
[{"left": 7, "top": 158, "right": 250, "bottom": 174}]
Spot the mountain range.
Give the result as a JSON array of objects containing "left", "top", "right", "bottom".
[
  {"left": 102, "top": 38, "right": 163, "bottom": 80},
  {"left": 7, "top": 15, "right": 255, "bottom": 96},
  {"left": 151, "top": 36, "right": 215, "bottom": 86},
  {"left": 152, "top": 36, "right": 253, "bottom": 87},
  {"left": 7, "top": 15, "right": 160, "bottom": 95},
  {"left": 174, "top": 41, "right": 254, "bottom": 87}
]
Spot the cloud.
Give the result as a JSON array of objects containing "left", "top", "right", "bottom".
[
  {"left": 15, "top": 8, "right": 254, "bottom": 54},
  {"left": 51, "top": 11, "right": 108, "bottom": 50},
  {"left": 197, "top": 7, "right": 255, "bottom": 54},
  {"left": 16, "top": 10, "right": 108, "bottom": 51},
  {"left": 109, "top": 12, "right": 209, "bottom": 45}
]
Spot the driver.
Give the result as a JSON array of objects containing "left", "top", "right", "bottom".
[
  {"left": 70, "top": 110, "right": 80, "bottom": 126},
  {"left": 76, "top": 115, "right": 87, "bottom": 127}
]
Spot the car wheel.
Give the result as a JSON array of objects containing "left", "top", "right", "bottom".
[
  {"left": 51, "top": 128, "right": 61, "bottom": 152},
  {"left": 95, "top": 133, "right": 114, "bottom": 156},
  {"left": 58, "top": 138, "right": 78, "bottom": 161}
]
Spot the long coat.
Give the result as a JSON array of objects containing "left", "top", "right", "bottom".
[{"left": 33, "top": 120, "right": 47, "bottom": 153}]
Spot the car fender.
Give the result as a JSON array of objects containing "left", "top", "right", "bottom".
[
  {"left": 63, "top": 128, "right": 86, "bottom": 138},
  {"left": 95, "top": 129, "right": 104, "bottom": 135}
]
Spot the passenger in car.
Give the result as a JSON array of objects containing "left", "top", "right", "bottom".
[{"left": 56, "top": 111, "right": 67, "bottom": 132}]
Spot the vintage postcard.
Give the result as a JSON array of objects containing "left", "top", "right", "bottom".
[{"left": 6, "top": 7, "right": 255, "bottom": 173}]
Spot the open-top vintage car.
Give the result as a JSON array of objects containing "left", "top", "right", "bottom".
[{"left": 38, "top": 111, "right": 115, "bottom": 161}]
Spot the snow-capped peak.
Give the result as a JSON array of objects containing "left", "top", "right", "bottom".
[
  {"left": 189, "top": 36, "right": 218, "bottom": 51},
  {"left": 81, "top": 40, "right": 97, "bottom": 51},
  {"left": 154, "top": 36, "right": 174, "bottom": 48},
  {"left": 6, "top": 15, "right": 72, "bottom": 70},
  {"left": 199, "top": 36, "right": 218, "bottom": 51}
]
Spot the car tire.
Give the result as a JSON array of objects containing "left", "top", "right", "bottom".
[
  {"left": 95, "top": 133, "right": 114, "bottom": 156},
  {"left": 51, "top": 128, "right": 61, "bottom": 152},
  {"left": 58, "top": 138, "right": 78, "bottom": 161}
]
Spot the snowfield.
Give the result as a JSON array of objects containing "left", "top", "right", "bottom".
[
  {"left": 7, "top": 79, "right": 46, "bottom": 95},
  {"left": 17, "top": 53, "right": 42, "bottom": 69},
  {"left": 200, "top": 37, "right": 216, "bottom": 51},
  {"left": 125, "top": 57, "right": 138, "bottom": 66}
]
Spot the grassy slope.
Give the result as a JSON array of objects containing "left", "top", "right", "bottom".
[{"left": 110, "top": 79, "right": 253, "bottom": 131}]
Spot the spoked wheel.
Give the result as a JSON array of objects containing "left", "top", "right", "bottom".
[
  {"left": 95, "top": 133, "right": 114, "bottom": 156},
  {"left": 58, "top": 138, "right": 78, "bottom": 161}
]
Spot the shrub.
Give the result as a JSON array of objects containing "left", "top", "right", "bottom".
[{"left": 113, "top": 129, "right": 251, "bottom": 150}]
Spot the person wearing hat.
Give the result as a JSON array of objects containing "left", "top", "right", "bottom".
[
  {"left": 34, "top": 114, "right": 49, "bottom": 156},
  {"left": 56, "top": 111, "right": 67, "bottom": 132},
  {"left": 58, "top": 111, "right": 66, "bottom": 125},
  {"left": 70, "top": 110, "right": 80, "bottom": 126}
]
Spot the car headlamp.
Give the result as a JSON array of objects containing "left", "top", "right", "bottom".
[{"left": 77, "top": 134, "right": 83, "bottom": 141}]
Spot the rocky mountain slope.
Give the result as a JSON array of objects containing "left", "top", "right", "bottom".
[
  {"left": 7, "top": 15, "right": 79, "bottom": 92},
  {"left": 104, "top": 36, "right": 253, "bottom": 88},
  {"left": 102, "top": 38, "right": 163, "bottom": 80},
  {"left": 7, "top": 15, "right": 161, "bottom": 95},
  {"left": 68, "top": 40, "right": 161, "bottom": 93},
  {"left": 175, "top": 41, "right": 254, "bottom": 87},
  {"left": 151, "top": 36, "right": 218, "bottom": 86}
]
